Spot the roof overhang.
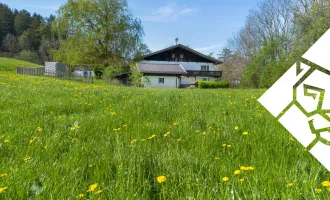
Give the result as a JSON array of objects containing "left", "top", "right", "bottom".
[{"left": 143, "top": 44, "right": 222, "bottom": 64}]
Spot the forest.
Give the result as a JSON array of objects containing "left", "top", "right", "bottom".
[
  {"left": 0, "top": 4, "right": 57, "bottom": 64},
  {"left": 219, "top": 0, "right": 330, "bottom": 88}
]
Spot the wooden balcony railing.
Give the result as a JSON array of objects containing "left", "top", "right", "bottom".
[{"left": 186, "top": 70, "right": 222, "bottom": 77}]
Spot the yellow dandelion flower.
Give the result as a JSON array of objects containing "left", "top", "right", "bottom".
[
  {"left": 215, "top": 157, "right": 220, "bottom": 160},
  {"left": 0, "top": 174, "right": 8, "bottom": 177},
  {"left": 290, "top": 138, "right": 295, "bottom": 141},
  {"left": 234, "top": 170, "right": 241, "bottom": 175},
  {"left": 240, "top": 178, "right": 244, "bottom": 182},
  {"left": 234, "top": 126, "right": 239, "bottom": 130},
  {"left": 288, "top": 183, "right": 293, "bottom": 187},
  {"left": 316, "top": 188, "right": 322, "bottom": 193},
  {"left": 177, "top": 138, "right": 182, "bottom": 142},
  {"left": 157, "top": 175, "right": 166, "bottom": 184},
  {"left": 95, "top": 189, "right": 103, "bottom": 194},
  {"left": 164, "top": 132, "right": 170, "bottom": 137},
  {"left": 222, "top": 144, "right": 227, "bottom": 147},
  {"left": 148, "top": 134, "right": 156, "bottom": 140},
  {"left": 243, "top": 131, "right": 248, "bottom": 135},
  {"left": 3, "top": 139, "right": 9, "bottom": 143},
  {"left": 110, "top": 112, "right": 116, "bottom": 116},
  {"left": 322, "top": 181, "right": 330, "bottom": 187},
  {"left": 222, "top": 177, "right": 229, "bottom": 182},
  {"left": 227, "top": 144, "right": 232, "bottom": 148},
  {"left": 87, "top": 183, "right": 98, "bottom": 192},
  {"left": 37, "top": 127, "right": 43, "bottom": 132},
  {"left": 78, "top": 193, "right": 84, "bottom": 198},
  {"left": 28, "top": 139, "right": 34, "bottom": 144},
  {"left": 130, "top": 139, "right": 137, "bottom": 144},
  {"left": 173, "top": 122, "right": 178, "bottom": 126},
  {"left": 240, "top": 166, "right": 255, "bottom": 171},
  {"left": 70, "top": 125, "right": 80, "bottom": 132},
  {"left": 24, "top": 157, "right": 31, "bottom": 162},
  {"left": 0, "top": 187, "right": 8, "bottom": 193}
]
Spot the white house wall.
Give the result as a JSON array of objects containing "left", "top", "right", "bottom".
[
  {"left": 140, "top": 60, "right": 215, "bottom": 71},
  {"left": 181, "top": 77, "right": 196, "bottom": 85},
  {"left": 143, "top": 76, "right": 178, "bottom": 88},
  {"left": 74, "top": 70, "right": 95, "bottom": 77}
]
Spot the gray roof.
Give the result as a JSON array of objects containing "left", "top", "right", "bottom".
[{"left": 136, "top": 63, "right": 187, "bottom": 75}]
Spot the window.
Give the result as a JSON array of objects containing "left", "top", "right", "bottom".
[
  {"left": 159, "top": 78, "right": 164, "bottom": 84},
  {"left": 172, "top": 53, "right": 176, "bottom": 59},
  {"left": 179, "top": 54, "right": 184, "bottom": 61},
  {"left": 201, "top": 65, "right": 209, "bottom": 71}
]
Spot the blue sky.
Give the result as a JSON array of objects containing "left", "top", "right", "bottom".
[{"left": 1, "top": 0, "right": 261, "bottom": 55}]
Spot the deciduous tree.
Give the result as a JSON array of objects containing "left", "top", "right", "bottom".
[
  {"left": 2, "top": 34, "right": 20, "bottom": 53},
  {"left": 52, "top": 0, "right": 145, "bottom": 66}
]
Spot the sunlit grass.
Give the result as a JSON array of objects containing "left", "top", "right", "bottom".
[
  {"left": 0, "top": 57, "right": 42, "bottom": 73},
  {"left": 0, "top": 73, "right": 329, "bottom": 199}
]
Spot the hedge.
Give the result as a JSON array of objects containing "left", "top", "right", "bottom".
[{"left": 197, "top": 80, "right": 230, "bottom": 89}]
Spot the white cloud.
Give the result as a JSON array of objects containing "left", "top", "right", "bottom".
[
  {"left": 27, "top": 5, "right": 60, "bottom": 11},
  {"left": 144, "top": 3, "right": 199, "bottom": 22},
  {"left": 195, "top": 44, "right": 222, "bottom": 53},
  {"left": 179, "top": 8, "right": 196, "bottom": 15}
]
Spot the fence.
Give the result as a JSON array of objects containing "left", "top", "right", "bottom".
[
  {"left": 16, "top": 66, "right": 93, "bottom": 83},
  {"left": 16, "top": 67, "right": 45, "bottom": 76}
]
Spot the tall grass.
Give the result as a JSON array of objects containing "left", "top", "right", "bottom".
[{"left": 0, "top": 73, "right": 329, "bottom": 199}]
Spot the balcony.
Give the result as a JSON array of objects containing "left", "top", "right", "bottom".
[{"left": 185, "top": 70, "right": 222, "bottom": 77}]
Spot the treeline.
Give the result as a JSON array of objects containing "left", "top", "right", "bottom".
[
  {"left": 219, "top": 0, "right": 330, "bottom": 88},
  {"left": 0, "top": 3, "right": 58, "bottom": 64}
]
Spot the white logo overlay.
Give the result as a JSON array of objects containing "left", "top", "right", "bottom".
[{"left": 259, "top": 28, "right": 330, "bottom": 172}]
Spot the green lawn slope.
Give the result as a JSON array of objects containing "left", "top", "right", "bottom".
[
  {"left": 0, "top": 57, "right": 42, "bottom": 73},
  {"left": 0, "top": 74, "right": 328, "bottom": 199}
]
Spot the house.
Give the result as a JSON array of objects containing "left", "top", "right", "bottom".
[
  {"left": 136, "top": 44, "right": 222, "bottom": 88},
  {"left": 73, "top": 66, "right": 94, "bottom": 77}
]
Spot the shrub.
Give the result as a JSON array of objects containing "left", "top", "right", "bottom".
[
  {"left": 197, "top": 80, "right": 230, "bottom": 89},
  {"left": 15, "top": 50, "right": 40, "bottom": 64},
  {"left": 93, "top": 65, "right": 104, "bottom": 79}
]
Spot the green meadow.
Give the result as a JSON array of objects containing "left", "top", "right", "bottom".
[
  {"left": 0, "top": 71, "right": 329, "bottom": 199},
  {"left": 0, "top": 57, "right": 42, "bottom": 73}
]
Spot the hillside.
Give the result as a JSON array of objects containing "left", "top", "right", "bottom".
[
  {"left": 0, "top": 57, "right": 42, "bottom": 73},
  {"left": 0, "top": 74, "right": 328, "bottom": 199}
]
